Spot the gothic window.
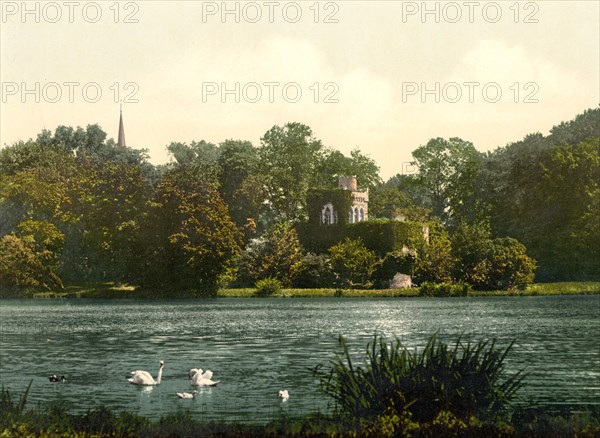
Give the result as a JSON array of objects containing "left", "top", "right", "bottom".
[
  {"left": 354, "top": 207, "right": 359, "bottom": 223},
  {"left": 322, "top": 203, "right": 335, "bottom": 225},
  {"left": 349, "top": 209, "right": 354, "bottom": 223},
  {"left": 359, "top": 208, "right": 364, "bottom": 222}
]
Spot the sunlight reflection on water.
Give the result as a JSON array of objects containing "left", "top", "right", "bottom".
[{"left": 0, "top": 295, "right": 598, "bottom": 422}]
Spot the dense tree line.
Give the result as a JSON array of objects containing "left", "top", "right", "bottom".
[{"left": 0, "top": 109, "right": 597, "bottom": 293}]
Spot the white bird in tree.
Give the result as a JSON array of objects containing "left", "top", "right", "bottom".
[
  {"left": 189, "top": 368, "right": 220, "bottom": 387},
  {"left": 128, "top": 360, "right": 164, "bottom": 385}
]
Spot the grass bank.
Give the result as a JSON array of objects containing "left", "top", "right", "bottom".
[
  {"left": 2, "top": 405, "right": 599, "bottom": 437},
  {"left": 2, "top": 281, "right": 598, "bottom": 299}
]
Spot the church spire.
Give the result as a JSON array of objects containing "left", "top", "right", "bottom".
[{"left": 118, "top": 105, "right": 126, "bottom": 148}]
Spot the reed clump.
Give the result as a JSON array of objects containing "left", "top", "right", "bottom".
[{"left": 314, "top": 333, "right": 526, "bottom": 426}]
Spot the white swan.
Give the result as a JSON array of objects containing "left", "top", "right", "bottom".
[
  {"left": 278, "top": 389, "right": 289, "bottom": 401},
  {"left": 176, "top": 390, "right": 198, "bottom": 399},
  {"left": 128, "top": 360, "right": 164, "bottom": 385},
  {"left": 190, "top": 368, "right": 220, "bottom": 387}
]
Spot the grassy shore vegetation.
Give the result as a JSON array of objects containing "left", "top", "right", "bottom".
[
  {"left": 2, "top": 281, "right": 598, "bottom": 299},
  {"left": 2, "top": 334, "right": 599, "bottom": 437}
]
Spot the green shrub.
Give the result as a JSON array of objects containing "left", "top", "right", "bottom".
[
  {"left": 294, "top": 253, "right": 336, "bottom": 288},
  {"left": 372, "top": 251, "right": 416, "bottom": 288},
  {"left": 419, "top": 281, "right": 472, "bottom": 297},
  {"left": 329, "top": 238, "right": 380, "bottom": 289},
  {"left": 237, "top": 222, "right": 304, "bottom": 287},
  {"left": 315, "top": 333, "right": 526, "bottom": 424},
  {"left": 254, "top": 277, "right": 282, "bottom": 296},
  {"left": 451, "top": 222, "right": 537, "bottom": 291}
]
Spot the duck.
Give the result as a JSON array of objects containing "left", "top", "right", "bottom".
[
  {"left": 49, "top": 374, "right": 66, "bottom": 383},
  {"left": 128, "top": 360, "right": 164, "bottom": 385}
]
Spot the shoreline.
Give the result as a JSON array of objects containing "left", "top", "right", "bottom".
[{"left": 1, "top": 281, "right": 598, "bottom": 299}]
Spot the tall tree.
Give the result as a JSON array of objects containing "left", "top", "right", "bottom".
[
  {"left": 259, "top": 123, "right": 324, "bottom": 221},
  {"left": 136, "top": 165, "right": 242, "bottom": 293},
  {"left": 411, "top": 137, "right": 480, "bottom": 224},
  {"left": 217, "top": 140, "right": 267, "bottom": 233}
]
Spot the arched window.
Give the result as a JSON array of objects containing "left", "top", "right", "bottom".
[
  {"left": 354, "top": 207, "right": 359, "bottom": 223},
  {"left": 324, "top": 207, "right": 331, "bottom": 224},
  {"left": 321, "top": 203, "right": 335, "bottom": 225},
  {"left": 359, "top": 208, "right": 364, "bottom": 222}
]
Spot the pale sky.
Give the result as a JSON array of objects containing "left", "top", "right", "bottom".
[{"left": 1, "top": 1, "right": 598, "bottom": 179}]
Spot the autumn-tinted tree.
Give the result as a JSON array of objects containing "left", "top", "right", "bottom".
[
  {"left": 136, "top": 165, "right": 242, "bottom": 293},
  {"left": 0, "top": 220, "right": 65, "bottom": 290}
]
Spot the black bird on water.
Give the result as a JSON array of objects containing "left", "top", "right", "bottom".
[{"left": 49, "top": 374, "right": 66, "bottom": 383}]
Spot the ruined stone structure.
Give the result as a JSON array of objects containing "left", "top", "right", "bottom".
[{"left": 320, "top": 176, "right": 369, "bottom": 225}]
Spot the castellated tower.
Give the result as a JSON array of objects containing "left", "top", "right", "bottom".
[
  {"left": 338, "top": 176, "right": 358, "bottom": 191},
  {"left": 318, "top": 176, "right": 370, "bottom": 225},
  {"left": 338, "top": 176, "right": 369, "bottom": 223}
]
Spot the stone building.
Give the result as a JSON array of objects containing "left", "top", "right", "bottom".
[{"left": 320, "top": 176, "right": 369, "bottom": 225}]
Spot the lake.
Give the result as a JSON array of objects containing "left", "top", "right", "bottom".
[{"left": 0, "top": 296, "right": 598, "bottom": 423}]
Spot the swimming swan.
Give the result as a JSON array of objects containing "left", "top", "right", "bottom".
[
  {"left": 190, "top": 368, "right": 220, "bottom": 386},
  {"left": 128, "top": 360, "right": 164, "bottom": 385},
  {"left": 177, "top": 390, "right": 198, "bottom": 399},
  {"left": 278, "top": 389, "right": 289, "bottom": 401}
]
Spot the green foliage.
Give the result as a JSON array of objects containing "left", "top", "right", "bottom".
[
  {"left": 372, "top": 250, "right": 416, "bottom": 288},
  {"left": 254, "top": 277, "right": 282, "bottom": 296},
  {"left": 348, "top": 221, "right": 427, "bottom": 256},
  {"left": 313, "top": 148, "right": 382, "bottom": 190},
  {"left": 411, "top": 137, "right": 481, "bottom": 224},
  {"left": 486, "top": 238, "right": 537, "bottom": 290},
  {"left": 418, "top": 281, "right": 471, "bottom": 297},
  {"left": 259, "top": 122, "right": 324, "bottom": 221},
  {"left": 294, "top": 253, "right": 336, "bottom": 288},
  {"left": 329, "top": 238, "right": 380, "bottom": 289},
  {"left": 237, "top": 222, "right": 304, "bottom": 287},
  {"left": 315, "top": 333, "right": 526, "bottom": 425},
  {"left": 67, "top": 161, "right": 151, "bottom": 283},
  {"left": 369, "top": 184, "right": 430, "bottom": 221},
  {"left": 167, "top": 140, "right": 219, "bottom": 166},
  {"left": 1, "top": 380, "right": 31, "bottom": 419},
  {"left": 413, "top": 223, "right": 455, "bottom": 284},
  {"left": 0, "top": 220, "right": 65, "bottom": 290},
  {"left": 217, "top": 140, "right": 266, "bottom": 234},
  {"left": 473, "top": 110, "right": 600, "bottom": 281},
  {"left": 306, "top": 188, "right": 353, "bottom": 226},
  {"left": 297, "top": 220, "right": 427, "bottom": 256},
  {"left": 136, "top": 165, "right": 242, "bottom": 294},
  {"left": 452, "top": 222, "right": 537, "bottom": 290}
]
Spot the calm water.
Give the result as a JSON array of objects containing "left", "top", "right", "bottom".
[{"left": 0, "top": 296, "right": 598, "bottom": 422}]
